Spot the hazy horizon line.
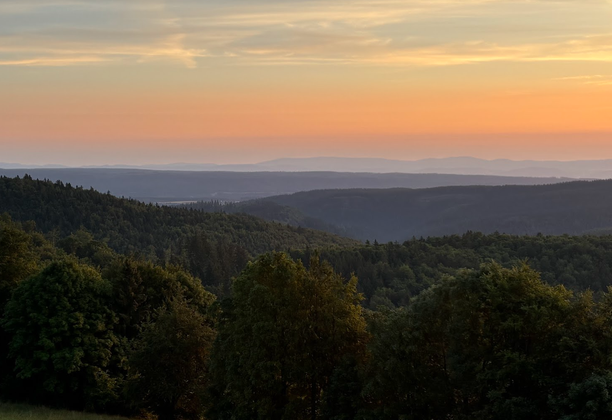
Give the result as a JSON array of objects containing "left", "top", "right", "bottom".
[{"left": 6, "top": 155, "right": 612, "bottom": 168}]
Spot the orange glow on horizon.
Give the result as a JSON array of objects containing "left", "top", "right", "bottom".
[
  {"left": 3, "top": 87, "right": 612, "bottom": 142},
  {"left": 1, "top": 0, "right": 612, "bottom": 164}
]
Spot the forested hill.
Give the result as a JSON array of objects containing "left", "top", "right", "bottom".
[
  {"left": 182, "top": 200, "right": 351, "bottom": 237},
  {"left": 0, "top": 176, "right": 356, "bottom": 294},
  {"left": 0, "top": 168, "right": 573, "bottom": 202},
  {"left": 291, "top": 232, "right": 612, "bottom": 308},
  {"left": 261, "top": 179, "right": 612, "bottom": 241},
  {"left": 0, "top": 175, "right": 355, "bottom": 251}
]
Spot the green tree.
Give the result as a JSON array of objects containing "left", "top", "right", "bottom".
[
  {"left": 58, "top": 228, "right": 116, "bottom": 267},
  {"left": 363, "top": 263, "right": 606, "bottom": 420},
  {"left": 0, "top": 216, "right": 40, "bottom": 306},
  {"left": 209, "top": 253, "right": 369, "bottom": 420},
  {"left": 320, "top": 356, "right": 366, "bottom": 420},
  {"left": 127, "top": 297, "right": 216, "bottom": 420},
  {"left": 2, "top": 259, "right": 120, "bottom": 410},
  {"left": 0, "top": 217, "right": 44, "bottom": 398},
  {"left": 104, "top": 258, "right": 215, "bottom": 340},
  {"left": 551, "top": 373, "right": 612, "bottom": 420}
]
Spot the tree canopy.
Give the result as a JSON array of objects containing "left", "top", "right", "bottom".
[{"left": 209, "top": 253, "right": 369, "bottom": 420}]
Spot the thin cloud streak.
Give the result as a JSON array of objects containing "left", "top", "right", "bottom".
[
  {"left": 1, "top": 32, "right": 611, "bottom": 68},
  {"left": 0, "top": 0, "right": 610, "bottom": 68},
  {"left": 0, "top": 56, "right": 108, "bottom": 66}
]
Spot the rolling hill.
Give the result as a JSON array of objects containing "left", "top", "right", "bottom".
[
  {"left": 257, "top": 180, "right": 612, "bottom": 242},
  {"left": 0, "top": 175, "right": 355, "bottom": 254},
  {"left": 4, "top": 156, "right": 611, "bottom": 178},
  {"left": 0, "top": 168, "right": 573, "bottom": 202}
]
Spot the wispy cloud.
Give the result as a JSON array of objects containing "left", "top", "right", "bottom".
[
  {"left": 555, "top": 74, "right": 612, "bottom": 85},
  {"left": 0, "top": 56, "right": 108, "bottom": 66},
  {"left": 0, "top": 34, "right": 206, "bottom": 68},
  {"left": 0, "top": 0, "right": 610, "bottom": 67}
]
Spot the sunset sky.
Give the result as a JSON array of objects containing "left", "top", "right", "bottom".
[{"left": 2, "top": 0, "right": 612, "bottom": 165}]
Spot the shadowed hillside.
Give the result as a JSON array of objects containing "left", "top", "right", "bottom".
[
  {"left": 0, "top": 175, "right": 355, "bottom": 254},
  {"left": 0, "top": 175, "right": 357, "bottom": 295},
  {"left": 259, "top": 179, "right": 612, "bottom": 241},
  {"left": 0, "top": 168, "right": 574, "bottom": 202},
  {"left": 182, "top": 199, "right": 352, "bottom": 237}
]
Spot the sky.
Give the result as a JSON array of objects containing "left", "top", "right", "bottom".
[{"left": 1, "top": 0, "right": 612, "bottom": 165}]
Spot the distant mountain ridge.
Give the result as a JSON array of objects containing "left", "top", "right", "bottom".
[
  {"left": 3, "top": 156, "right": 612, "bottom": 178},
  {"left": 251, "top": 157, "right": 612, "bottom": 178},
  {"left": 0, "top": 168, "right": 574, "bottom": 202}
]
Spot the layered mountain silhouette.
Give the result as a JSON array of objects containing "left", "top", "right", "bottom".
[
  {"left": 0, "top": 168, "right": 572, "bottom": 202},
  {"left": 4, "top": 156, "right": 610, "bottom": 178},
  {"left": 234, "top": 180, "right": 612, "bottom": 241}
]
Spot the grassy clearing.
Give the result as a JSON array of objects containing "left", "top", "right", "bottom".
[{"left": 0, "top": 402, "right": 131, "bottom": 420}]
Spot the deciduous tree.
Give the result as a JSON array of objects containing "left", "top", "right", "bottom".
[{"left": 209, "top": 253, "right": 369, "bottom": 420}]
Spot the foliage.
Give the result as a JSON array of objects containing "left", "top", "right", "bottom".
[
  {"left": 0, "top": 215, "right": 55, "bottom": 307},
  {"left": 0, "top": 216, "right": 57, "bottom": 403},
  {"left": 363, "top": 263, "right": 612, "bottom": 420},
  {"left": 104, "top": 258, "right": 215, "bottom": 341},
  {"left": 0, "top": 215, "right": 221, "bottom": 419},
  {"left": 183, "top": 200, "right": 351, "bottom": 237},
  {"left": 209, "top": 253, "right": 369, "bottom": 420},
  {"left": 260, "top": 180, "right": 612, "bottom": 241},
  {"left": 0, "top": 175, "right": 355, "bottom": 255},
  {"left": 293, "top": 232, "right": 612, "bottom": 307},
  {"left": 550, "top": 373, "right": 612, "bottom": 420},
  {"left": 127, "top": 298, "right": 216, "bottom": 420},
  {"left": 7, "top": 178, "right": 612, "bottom": 419},
  {"left": 0, "top": 175, "right": 356, "bottom": 294},
  {"left": 2, "top": 260, "right": 120, "bottom": 410},
  {"left": 58, "top": 229, "right": 116, "bottom": 268}
]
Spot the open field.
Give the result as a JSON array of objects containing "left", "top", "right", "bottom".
[{"left": 0, "top": 402, "right": 131, "bottom": 420}]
